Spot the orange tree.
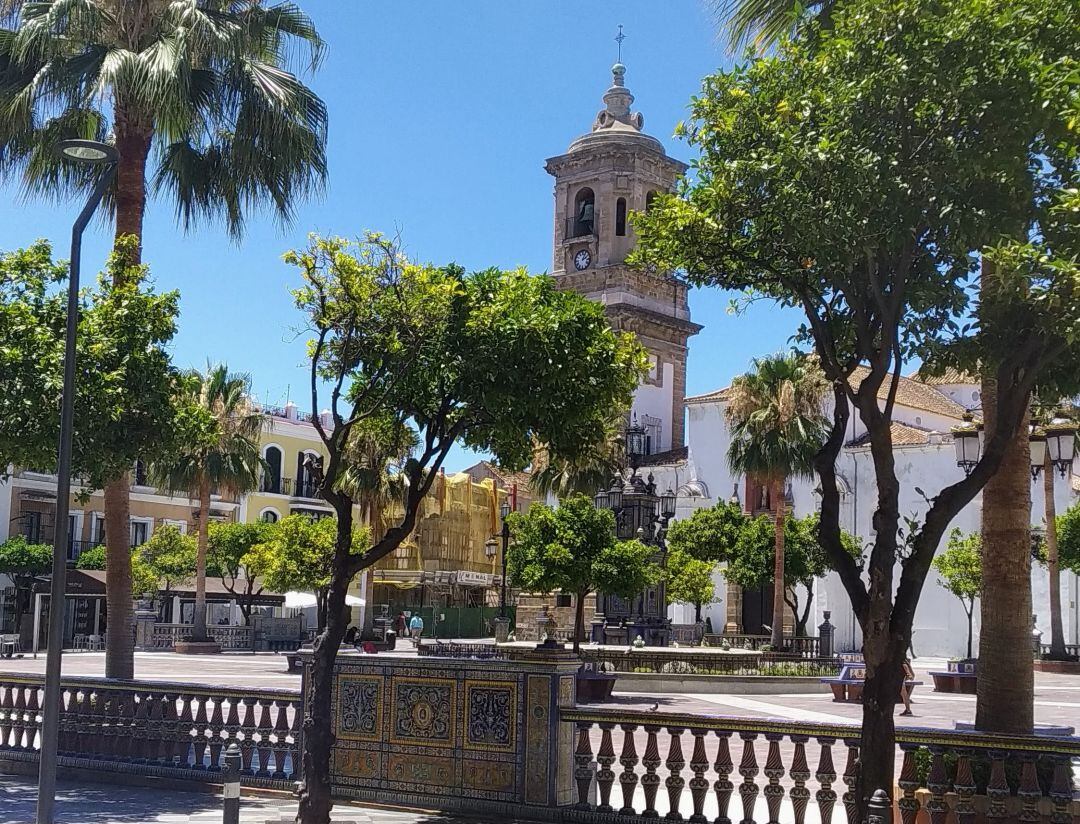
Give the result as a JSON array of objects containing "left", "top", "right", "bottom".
[
  {"left": 633, "top": 0, "right": 1080, "bottom": 810},
  {"left": 284, "top": 233, "right": 646, "bottom": 823}
]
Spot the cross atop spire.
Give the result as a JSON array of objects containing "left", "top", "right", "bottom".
[{"left": 615, "top": 24, "right": 626, "bottom": 63}]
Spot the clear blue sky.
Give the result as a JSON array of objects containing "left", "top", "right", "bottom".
[{"left": 0, "top": 1, "right": 804, "bottom": 472}]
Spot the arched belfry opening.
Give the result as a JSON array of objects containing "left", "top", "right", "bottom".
[{"left": 572, "top": 187, "right": 595, "bottom": 238}]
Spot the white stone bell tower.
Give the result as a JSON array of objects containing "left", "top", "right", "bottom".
[{"left": 545, "top": 62, "right": 701, "bottom": 450}]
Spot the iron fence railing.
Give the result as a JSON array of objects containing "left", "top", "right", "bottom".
[{"left": 579, "top": 648, "right": 841, "bottom": 678}]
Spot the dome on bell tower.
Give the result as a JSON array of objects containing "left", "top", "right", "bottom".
[{"left": 567, "top": 63, "right": 665, "bottom": 155}]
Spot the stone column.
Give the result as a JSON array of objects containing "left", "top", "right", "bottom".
[{"left": 133, "top": 600, "right": 158, "bottom": 651}]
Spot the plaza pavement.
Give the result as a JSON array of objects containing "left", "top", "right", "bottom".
[
  {"left": 0, "top": 775, "right": 482, "bottom": 823},
  {"left": 2, "top": 649, "right": 1078, "bottom": 732}
]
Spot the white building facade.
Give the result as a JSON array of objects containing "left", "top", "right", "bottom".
[{"left": 656, "top": 370, "right": 1080, "bottom": 658}]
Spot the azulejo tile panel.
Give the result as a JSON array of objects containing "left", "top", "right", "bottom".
[
  {"left": 336, "top": 675, "right": 383, "bottom": 742},
  {"left": 333, "top": 746, "right": 381, "bottom": 780},
  {"left": 463, "top": 758, "right": 515, "bottom": 793},
  {"left": 464, "top": 680, "right": 517, "bottom": 752},
  {"left": 524, "top": 674, "right": 551, "bottom": 805},
  {"left": 389, "top": 677, "right": 456, "bottom": 747},
  {"left": 386, "top": 752, "right": 456, "bottom": 788}
]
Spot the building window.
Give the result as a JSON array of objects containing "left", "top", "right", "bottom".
[
  {"left": 260, "top": 509, "right": 279, "bottom": 524},
  {"left": 648, "top": 353, "right": 659, "bottom": 381},
  {"left": 262, "top": 445, "right": 282, "bottom": 494},
  {"left": 615, "top": 197, "right": 627, "bottom": 236},
  {"left": 130, "top": 519, "right": 150, "bottom": 547},
  {"left": 91, "top": 514, "right": 106, "bottom": 544},
  {"left": 646, "top": 190, "right": 658, "bottom": 211},
  {"left": 572, "top": 188, "right": 595, "bottom": 238},
  {"left": 133, "top": 458, "right": 148, "bottom": 487},
  {"left": 555, "top": 593, "right": 573, "bottom": 608},
  {"left": 22, "top": 511, "right": 44, "bottom": 544}
]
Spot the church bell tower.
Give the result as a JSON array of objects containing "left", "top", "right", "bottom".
[{"left": 545, "top": 61, "right": 701, "bottom": 450}]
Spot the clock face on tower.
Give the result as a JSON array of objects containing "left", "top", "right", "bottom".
[{"left": 574, "top": 249, "right": 592, "bottom": 270}]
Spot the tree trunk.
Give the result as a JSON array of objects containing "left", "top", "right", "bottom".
[
  {"left": 101, "top": 102, "right": 153, "bottom": 679},
  {"left": 1044, "top": 450, "right": 1067, "bottom": 658},
  {"left": 694, "top": 601, "right": 702, "bottom": 623},
  {"left": 975, "top": 375, "right": 1034, "bottom": 733},
  {"left": 770, "top": 476, "right": 786, "bottom": 648},
  {"left": 573, "top": 590, "right": 586, "bottom": 653},
  {"left": 855, "top": 627, "right": 906, "bottom": 812},
  {"left": 103, "top": 474, "right": 134, "bottom": 679},
  {"left": 972, "top": 604, "right": 980, "bottom": 665},
  {"left": 191, "top": 475, "right": 211, "bottom": 642},
  {"left": 295, "top": 508, "right": 356, "bottom": 824}
]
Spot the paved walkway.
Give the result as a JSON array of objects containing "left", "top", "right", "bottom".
[{"left": 0, "top": 776, "right": 476, "bottom": 824}]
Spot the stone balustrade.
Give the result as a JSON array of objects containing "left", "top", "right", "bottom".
[
  {"left": 0, "top": 674, "right": 300, "bottom": 789},
  {"left": 150, "top": 623, "right": 254, "bottom": 651},
  {"left": 562, "top": 707, "right": 1080, "bottom": 822}
]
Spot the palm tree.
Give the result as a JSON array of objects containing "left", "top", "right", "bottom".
[
  {"left": 337, "top": 415, "right": 417, "bottom": 636},
  {"left": 0, "top": 0, "right": 326, "bottom": 677},
  {"left": 712, "top": 0, "right": 835, "bottom": 52},
  {"left": 725, "top": 352, "right": 827, "bottom": 648},
  {"left": 151, "top": 364, "right": 264, "bottom": 644},
  {"left": 531, "top": 408, "right": 627, "bottom": 500}
]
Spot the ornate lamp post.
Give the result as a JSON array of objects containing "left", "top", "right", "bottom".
[
  {"left": 1045, "top": 417, "right": 1077, "bottom": 478},
  {"left": 951, "top": 412, "right": 981, "bottom": 476},
  {"left": 486, "top": 500, "right": 513, "bottom": 642},
  {"left": 591, "top": 417, "right": 676, "bottom": 646}
]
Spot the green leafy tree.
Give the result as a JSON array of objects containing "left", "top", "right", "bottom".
[
  {"left": 0, "top": 0, "right": 327, "bottom": 679},
  {"left": 725, "top": 353, "right": 828, "bottom": 647},
  {"left": 633, "top": 0, "right": 1079, "bottom": 798},
  {"left": 76, "top": 544, "right": 158, "bottom": 601},
  {"left": 151, "top": 365, "right": 264, "bottom": 644},
  {"left": 0, "top": 537, "right": 52, "bottom": 633},
  {"left": 933, "top": 530, "right": 982, "bottom": 660},
  {"left": 207, "top": 521, "right": 277, "bottom": 626},
  {"left": 0, "top": 238, "right": 180, "bottom": 678},
  {"left": 530, "top": 407, "right": 629, "bottom": 499},
  {"left": 725, "top": 513, "right": 860, "bottom": 636},
  {"left": 666, "top": 500, "right": 747, "bottom": 563},
  {"left": 137, "top": 524, "right": 196, "bottom": 594},
  {"left": 255, "top": 515, "right": 366, "bottom": 634},
  {"left": 1058, "top": 502, "right": 1080, "bottom": 577},
  {"left": 284, "top": 232, "right": 645, "bottom": 821},
  {"left": 507, "top": 495, "right": 658, "bottom": 652},
  {"left": 665, "top": 549, "right": 717, "bottom": 623}
]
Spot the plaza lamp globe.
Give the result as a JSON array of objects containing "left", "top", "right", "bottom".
[
  {"left": 484, "top": 538, "right": 497, "bottom": 560},
  {"left": 55, "top": 138, "right": 119, "bottom": 165},
  {"left": 952, "top": 412, "right": 981, "bottom": 475},
  {"left": 1029, "top": 428, "right": 1048, "bottom": 480},
  {"left": 1045, "top": 416, "right": 1078, "bottom": 477}
]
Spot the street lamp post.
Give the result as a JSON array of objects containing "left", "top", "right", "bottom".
[
  {"left": 486, "top": 500, "right": 513, "bottom": 642},
  {"left": 37, "top": 139, "right": 119, "bottom": 824}
]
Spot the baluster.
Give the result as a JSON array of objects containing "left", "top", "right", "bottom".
[
  {"left": 619, "top": 724, "right": 640, "bottom": 816},
  {"left": 286, "top": 699, "right": 301, "bottom": 779},
  {"left": 26, "top": 686, "right": 43, "bottom": 753},
  {"left": 926, "top": 746, "right": 949, "bottom": 824},
  {"left": 208, "top": 697, "right": 225, "bottom": 767},
  {"left": 176, "top": 694, "right": 195, "bottom": 768},
  {"left": 271, "top": 700, "right": 290, "bottom": 778},
  {"left": 815, "top": 737, "right": 838, "bottom": 824},
  {"left": 737, "top": 733, "right": 759, "bottom": 824},
  {"left": 0, "top": 685, "right": 12, "bottom": 749},
  {"left": 574, "top": 722, "right": 594, "bottom": 808},
  {"left": 110, "top": 691, "right": 130, "bottom": 760},
  {"left": 762, "top": 734, "right": 785, "bottom": 824},
  {"left": 239, "top": 700, "right": 256, "bottom": 776},
  {"left": 665, "top": 726, "right": 686, "bottom": 821},
  {"left": 641, "top": 725, "right": 663, "bottom": 818},
  {"left": 687, "top": 729, "right": 709, "bottom": 824},
  {"left": 896, "top": 745, "right": 921, "bottom": 824},
  {"left": 256, "top": 699, "right": 274, "bottom": 777},
  {"left": 789, "top": 735, "right": 810, "bottom": 824},
  {"left": 952, "top": 751, "right": 976, "bottom": 824},
  {"left": 840, "top": 740, "right": 859, "bottom": 824},
  {"left": 85, "top": 688, "right": 106, "bottom": 760},
  {"left": 985, "top": 751, "right": 1010, "bottom": 820},
  {"left": 1016, "top": 755, "right": 1041, "bottom": 823},
  {"left": 146, "top": 692, "right": 165, "bottom": 763},
  {"left": 596, "top": 723, "right": 617, "bottom": 812},
  {"left": 72, "top": 689, "right": 90, "bottom": 755},
  {"left": 713, "top": 731, "right": 735, "bottom": 824},
  {"left": 159, "top": 693, "right": 181, "bottom": 766},
  {"left": 133, "top": 691, "right": 151, "bottom": 762},
  {"left": 192, "top": 696, "right": 210, "bottom": 769},
  {"left": 1048, "top": 755, "right": 1072, "bottom": 824}
]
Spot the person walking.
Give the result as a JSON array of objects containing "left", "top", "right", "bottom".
[
  {"left": 899, "top": 657, "right": 916, "bottom": 716},
  {"left": 408, "top": 613, "right": 424, "bottom": 646}
]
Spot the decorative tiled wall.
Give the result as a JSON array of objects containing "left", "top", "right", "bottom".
[{"left": 326, "top": 649, "right": 579, "bottom": 815}]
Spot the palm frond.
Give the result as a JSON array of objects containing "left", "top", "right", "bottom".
[{"left": 711, "top": 0, "right": 831, "bottom": 53}]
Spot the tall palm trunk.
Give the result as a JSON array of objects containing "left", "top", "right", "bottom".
[
  {"left": 103, "top": 476, "right": 134, "bottom": 678},
  {"left": 770, "top": 476, "right": 786, "bottom": 648},
  {"left": 101, "top": 100, "right": 153, "bottom": 677},
  {"left": 573, "top": 590, "right": 586, "bottom": 653},
  {"left": 975, "top": 374, "right": 1034, "bottom": 733},
  {"left": 192, "top": 474, "right": 211, "bottom": 642},
  {"left": 1044, "top": 450, "right": 1066, "bottom": 658}
]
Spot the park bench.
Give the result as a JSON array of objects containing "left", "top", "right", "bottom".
[
  {"left": 929, "top": 661, "right": 977, "bottom": 694},
  {"left": 820, "top": 661, "right": 922, "bottom": 703}
]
